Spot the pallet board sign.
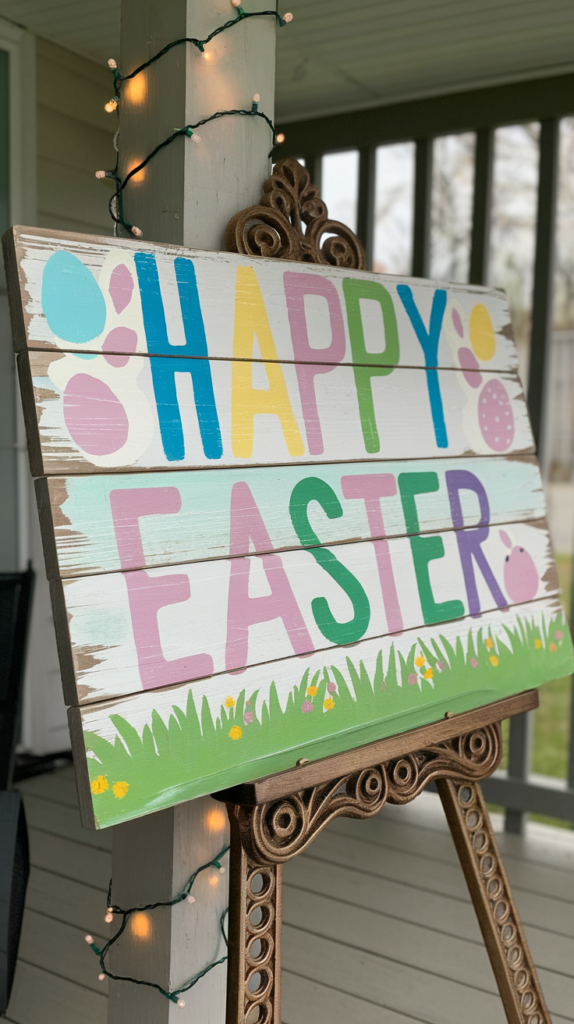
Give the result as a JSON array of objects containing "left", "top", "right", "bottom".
[{"left": 5, "top": 225, "right": 574, "bottom": 830}]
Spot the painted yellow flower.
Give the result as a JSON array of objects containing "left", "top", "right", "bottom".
[
  {"left": 91, "top": 775, "right": 108, "bottom": 795},
  {"left": 323, "top": 698, "right": 335, "bottom": 711},
  {"left": 415, "top": 655, "right": 425, "bottom": 668},
  {"left": 113, "top": 781, "right": 130, "bottom": 799},
  {"left": 534, "top": 639, "right": 542, "bottom": 650},
  {"left": 224, "top": 696, "right": 235, "bottom": 708},
  {"left": 229, "top": 725, "right": 242, "bottom": 740},
  {"left": 489, "top": 655, "right": 499, "bottom": 667},
  {"left": 306, "top": 686, "right": 318, "bottom": 697},
  {"left": 424, "top": 668, "right": 433, "bottom": 679},
  {"left": 486, "top": 637, "right": 493, "bottom": 650},
  {"left": 549, "top": 642, "right": 557, "bottom": 653}
]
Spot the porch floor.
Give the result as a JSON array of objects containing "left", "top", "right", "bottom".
[{"left": 6, "top": 766, "right": 574, "bottom": 1024}]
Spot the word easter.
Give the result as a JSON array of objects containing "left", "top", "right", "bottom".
[{"left": 6, "top": 227, "right": 572, "bottom": 830}]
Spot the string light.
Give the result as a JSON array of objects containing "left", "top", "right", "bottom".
[
  {"left": 85, "top": 844, "right": 229, "bottom": 1007},
  {"left": 96, "top": 3, "right": 291, "bottom": 237},
  {"left": 276, "top": 132, "right": 285, "bottom": 143}
]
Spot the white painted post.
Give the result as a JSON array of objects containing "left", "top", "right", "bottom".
[{"left": 107, "top": 2, "right": 276, "bottom": 1021}]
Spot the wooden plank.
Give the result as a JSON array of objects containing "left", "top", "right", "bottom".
[
  {"left": 6, "top": 225, "right": 518, "bottom": 373},
  {"left": 72, "top": 596, "right": 568, "bottom": 829},
  {"left": 54, "top": 518, "right": 558, "bottom": 705},
  {"left": 20, "top": 792, "right": 113, "bottom": 850},
  {"left": 16, "top": 771, "right": 79, "bottom": 808},
  {"left": 38, "top": 455, "right": 545, "bottom": 579},
  {"left": 281, "top": 971, "right": 427, "bottom": 1024},
  {"left": 17, "top": 909, "right": 108, "bottom": 994},
  {"left": 302, "top": 827, "right": 574, "bottom": 939},
  {"left": 19, "top": 350, "right": 533, "bottom": 477},
  {"left": 328, "top": 815, "right": 574, "bottom": 903},
  {"left": 5, "top": 961, "right": 107, "bottom": 1024},
  {"left": 281, "top": 884, "right": 574, "bottom": 1018},
  {"left": 27, "top": 828, "right": 111, "bottom": 889},
  {"left": 26, "top": 865, "right": 108, "bottom": 929},
  {"left": 284, "top": 851, "right": 574, "bottom": 978},
  {"left": 281, "top": 923, "right": 508, "bottom": 1024}
]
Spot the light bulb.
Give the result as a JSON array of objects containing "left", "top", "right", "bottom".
[
  {"left": 95, "top": 170, "right": 106, "bottom": 179},
  {"left": 219, "top": 866, "right": 226, "bottom": 875},
  {"left": 231, "top": 0, "right": 241, "bottom": 6},
  {"left": 98, "top": 973, "right": 106, "bottom": 981},
  {"left": 177, "top": 999, "right": 186, "bottom": 1008},
  {"left": 253, "top": 94, "right": 260, "bottom": 103},
  {"left": 276, "top": 133, "right": 285, "bottom": 144},
  {"left": 187, "top": 895, "right": 196, "bottom": 904},
  {"left": 85, "top": 935, "right": 94, "bottom": 944},
  {"left": 191, "top": 133, "right": 201, "bottom": 143},
  {"left": 108, "top": 58, "right": 117, "bottom": 69},
  {"left": 131, "top": 226, "right": 143, "bottom": 238},
  {"left": 105, "top": 912, "right": 114, "bottom": 924},
  {"left": 203, "top": 51, "right": 213, "bottom": 61},
  {"left": 284, "top": 12, "right": 293, "bottom": 22},
  {"left": 105, "top": 98, "right": 118, "bottom": 113}
]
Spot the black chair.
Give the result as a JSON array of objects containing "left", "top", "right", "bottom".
[{"left": 0, "top": 568, "right": 34, "bottom": 1016}]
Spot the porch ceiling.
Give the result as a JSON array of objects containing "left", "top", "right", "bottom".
[{"left": 0, "top": 0, "right": 573, "bottom": 122}]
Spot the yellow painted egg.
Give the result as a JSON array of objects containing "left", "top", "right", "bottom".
[{"left": 469, "top": 303, "right": 496, "bottom": 361}]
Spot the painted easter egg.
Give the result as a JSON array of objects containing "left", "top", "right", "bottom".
[
  {"left": 504, "top": 546, "right": 538, "bottom": 603},
  {"left": 478, "top": 379, "right": 514, "bottom": 451},
  {"left": 42, "top": 251, "right": 106, "bottom": 343},
  {"left": 63, "top": 373, "right": 129, "bottom": 455},
  {"left": 469, "top": 304, "right": 496, "bottom": 361},
  {"left": 458, "top": 346, "right": 481, "bottom": 388},
  {"left": 109, "top": 264, "right": 134, "bottom": 313},
  {"left": 102, "top": 326, "right": 138, "bottom": 366}
]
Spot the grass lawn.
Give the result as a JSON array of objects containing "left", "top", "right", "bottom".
[{"left": 494, "top": 554, "right": 573, "bottom": 828}]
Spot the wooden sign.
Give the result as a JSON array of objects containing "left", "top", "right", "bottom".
[{"left": 5, "top": 225, "right": 573, "bottom": 830}]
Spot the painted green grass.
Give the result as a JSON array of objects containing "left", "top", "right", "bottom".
[{"left": 85, "top": 612, "right": 574, "bottom": 828}]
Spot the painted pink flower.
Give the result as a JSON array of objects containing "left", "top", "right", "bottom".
[
  {"left": 555, "top": 630, "right": 563, "bottom": 640},
  {"left": 301, "top": 700, "right": 314, "bottom": 714},
  {"left": 470, "top": 657, "right": 478, "bottom": 668},
  {"left": 327, "top": 681, "right": 337, "bottom": 694},
  {"left": 436, "top": 661, "right": 445, "bottom": 672},
  {"left": 244, "top": 711, "right": 254, "bottom": 725},
  {"left": 407, "top": 673, "right": 418, "bottom": 686}
]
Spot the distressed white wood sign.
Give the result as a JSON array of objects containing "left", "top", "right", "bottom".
[{"left": 5, "top": 225, "right": 572, "bottom": 830}]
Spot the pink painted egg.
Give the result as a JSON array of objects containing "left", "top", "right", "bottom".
[
  {"left": 458, "top": 346, "right": 482, "bottom": 388},
  {"left": 478, "top": 379, "right": 514, "bottom": 451},
  {"left": 109, "top": 264, "right": 134, "bottom": 313},
  {"left": 503, "top": 546, "right": 538, "bottom": 603},
  {"left": 452, "top": 308, "right": 464, "bottom": 338},
  {"left": 102, "top": 326, "right": 138, "bottom": 366},
  {"left": 63, "top": 373, "right": 129, "bottom": 455}
]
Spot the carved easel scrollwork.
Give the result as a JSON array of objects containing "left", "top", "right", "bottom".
[
  {"left": 225, "top": 158, "right": 366, "bottom": 269},
  {"left": 222, "top": 172, "right": 551, "bottom": 1024}
]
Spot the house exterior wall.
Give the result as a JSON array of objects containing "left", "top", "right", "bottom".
[{"left": 36, "top": 37, "right": 115, "bottom": 237}]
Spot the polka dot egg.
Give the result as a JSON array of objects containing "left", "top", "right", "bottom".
[{"left": 478, "top": 379, "right": 514, "bottom": 451}]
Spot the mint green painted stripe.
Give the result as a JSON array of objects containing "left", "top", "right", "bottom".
[{"left": 46, "top": 456, "right": 544, "bottom": 578}]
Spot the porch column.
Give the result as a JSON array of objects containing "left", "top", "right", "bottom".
[{"left": 107, "top": 3, "right": 276, "bottom": 1021}]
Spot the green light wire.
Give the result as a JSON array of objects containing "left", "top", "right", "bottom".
[
  {"left": 87, "top": 843, "right": 230, "bottom": 1005},
  {"left": 99, "top": 6, "right": 288, "bottom": 236}
]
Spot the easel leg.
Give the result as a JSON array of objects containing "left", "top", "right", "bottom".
[
  {"left": 436, "top": 778, "right": 550, "bottom": 1024},
  {"left": 226, "top": 804, "right": 283, "bottom": 1024}
]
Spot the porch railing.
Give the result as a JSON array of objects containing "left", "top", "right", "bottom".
[{"left": 278, "top": 73, "right": 574, "bottom": 832}]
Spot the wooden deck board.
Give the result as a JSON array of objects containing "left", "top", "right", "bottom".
[{"left": 6, "top": 771, "right": 574, "bottom": 1023}]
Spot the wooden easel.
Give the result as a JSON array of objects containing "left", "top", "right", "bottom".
[{"left": 217, "top": 159, "right": 550, "bottom": 1024}]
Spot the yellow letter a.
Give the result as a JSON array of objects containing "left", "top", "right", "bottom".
[{"left": 232, "top": 266, "right": 305, "bottom": 458}]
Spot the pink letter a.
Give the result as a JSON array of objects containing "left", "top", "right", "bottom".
[{"left": 226, "top": 482, "right": 313, "bottom": 671}]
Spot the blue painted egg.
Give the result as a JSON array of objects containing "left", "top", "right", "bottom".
[{"left": 41, "top": 251, "right": 106, "bottom": 343}]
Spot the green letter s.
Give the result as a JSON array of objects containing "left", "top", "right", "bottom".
[{"left": 289, "top": 477, "right": 371, "bottom": 644}]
